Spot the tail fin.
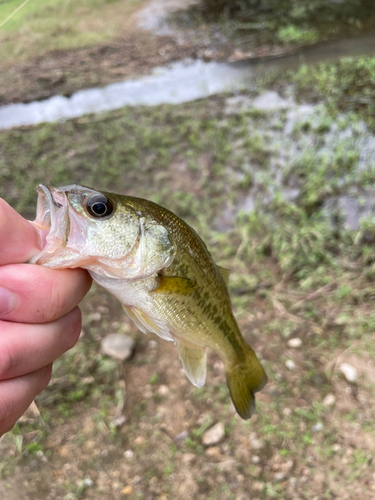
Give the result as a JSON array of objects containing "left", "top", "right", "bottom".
[{"left": 226, "top": 346, "right": 267, "bottom": 420}]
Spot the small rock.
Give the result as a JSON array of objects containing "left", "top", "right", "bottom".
[
  {"left": 205, "top": 446, "right": 221, "bottom": 457},
  {"left": 249, "top": 434, "right": 265, "bottom": 451},
  {"left": 148, "top": 340, "right": 158, "bottom": 350},
  {"left": 285, "top": 359, "right": 296, "bottom": 370},
  {"left": 323, "top": 394, "right": 336, "bottom": 407},
  {"left": 175, "top": 430, "right": 189, "bottom": 441},
  {"left": 312, "top": 422, "right": 323, "bottom": 432},
  {"left": 113, "top": 415, "right": 127, "bottom": 428},
  {"left": 84, "top": 477, "right": 93, "bottom": 487},
  {"left": 202, "top": 422, "right": 225, "bottom": 446},
  {"left": 182, "top": 452, "right": 195, "bottom": 463},
  {"left": 134, "top": 436, "right": 144, "bottom": 446},
  {"left": 123, "top": 449, "right": 134, "bottom": 459},
  {"left": 121, "top": 485, "right": 132, "bottom": 495},
  {"left": 274, "top": 472, "right": 286, "bottom": 481},
  {"left": 287, "top": 338, "right": 302, "bottom": 348},
  {"left": 251, "top": 455, "right": 260, "bottom": 464},
  {"left": 340, "top": 363, "right": 357, "bottom": 383},
  {"left": 87, "top": 312, "right": 101, "bottom": 322},
  {"left": 283, "top": 408, "right": 292, "bottom": 417},
  {"left": 158, "top": 385, "right": 169, "bottom": 396},
  {"left": 252, "top": 481, "right": 265, "bottom": 492},
  {"left": 101, "top": 334, "right": 135, "bottom": 361}
]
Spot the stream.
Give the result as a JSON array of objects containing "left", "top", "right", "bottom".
[{"left": 1, "top": 34, "right": 375, "bottom": 130}]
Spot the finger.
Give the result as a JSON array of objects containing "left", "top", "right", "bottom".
[
  {"left": 0, "top": 364, "right": 52, "bottom": 437},
  {"left": 0, "top": 307, "right": 81, "bottom": 380},
  {"left": 0, "top": 199, "right": 42, "bottom": 265},
  {"left": 0, "top": 264, "right": 91, "bottom": 323}
]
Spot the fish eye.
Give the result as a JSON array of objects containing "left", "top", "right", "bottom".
[{"left": 86, "top": 194, "right": 114, "bottom": 218}]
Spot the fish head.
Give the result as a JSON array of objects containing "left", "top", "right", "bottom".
[{"left": 30, "top": 184, "right": 176, "bottom": 280}]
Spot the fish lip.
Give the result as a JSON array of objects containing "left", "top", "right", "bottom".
[
  {"left": 35, "top": 184, "right": 55, "bottom": 229},
  {"left": 29, "top": 184, "right": 71, "bottom": 264}
]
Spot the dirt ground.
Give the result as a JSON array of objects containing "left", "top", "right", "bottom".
[{"left": 2, "top": 1, "right": 375, "bottom": 499}]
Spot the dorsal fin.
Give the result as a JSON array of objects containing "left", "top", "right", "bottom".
[
  {"left": 177, "top": 338, "right": 207, "bottom": 388},
  {"left": 217, "top": 265, "right": 230, "bottom": 286}
]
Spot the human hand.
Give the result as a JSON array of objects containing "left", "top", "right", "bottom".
[{"left": 0, "top": 199, "right": 92, "bottom": 436}]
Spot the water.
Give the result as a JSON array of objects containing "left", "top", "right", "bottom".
[{"left": 1, "top": 34, "right": 375, "bottom": 130}]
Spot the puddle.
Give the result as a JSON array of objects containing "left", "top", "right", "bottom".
[
  {"left": 1, "top": 34, "right": 375, "bottom": 130},
  {"left": 0, "top": 60, "right": 256, "bottom": 130},
  {"left": 215, "top": 93, "right": 375, "bottom": 232}
]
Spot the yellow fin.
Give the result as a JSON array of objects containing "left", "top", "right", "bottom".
[
  {"left": 122, "top": 305, "right": 173, "bottom": 342},
  {"left": 225, "top": 345, "right": 267, "bottom": 420},
  {"left": 153, "top": 276, "right": 196, "bottom": 295},
  {"left": 177, "top": 338, "right": 207, "bottom": 388},
  {"left": 217, "top": 265, "right": 230, "bottom": 285}
]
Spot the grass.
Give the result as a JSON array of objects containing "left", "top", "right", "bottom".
[
  {"left": 172, "top": 0, "right": 375, "bottom": 53},
  {"left": 0, "top": 0, "right": 143, "bottom": 64},
  {"left": 2, "top": 56, "right": 375, "bottom": 498}
]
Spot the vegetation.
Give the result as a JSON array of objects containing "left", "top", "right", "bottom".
[
  {"left": 178, "top": 0, "right": 375, "bottom": 51},
  {"left": 0, "top": 0, "right": 142, "bottom": 63},
  {"left": 1, "top": 54, "right": 375, "bottom": 497}
]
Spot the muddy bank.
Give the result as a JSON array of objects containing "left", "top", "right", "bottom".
[
  {"left": 2, "top": 33, "right": 375, "bottom": 130},
  {"left": 0, "top": 32, "right": 195, "bottom": 107}
]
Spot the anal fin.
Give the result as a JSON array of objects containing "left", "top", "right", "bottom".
[
  {"left": 123, "top": 305, "right": 173, "bottom": 342},
  {"left": 177, "top": 338, "right": 207, "bottom": 388}
]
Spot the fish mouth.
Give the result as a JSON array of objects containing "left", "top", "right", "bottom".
[{"left": 29, "top": 185, "right": 72, "bottom": 264}]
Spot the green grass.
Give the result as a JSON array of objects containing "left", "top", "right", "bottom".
[
  {"left": 2, "top": 56, "right": 375, "bottom": 498},
  {"left": 0, "top": 0, "right": 142, "bottom": 63},
  {"left": 173, "top": 0, "right": 375, "bottom": 53}
]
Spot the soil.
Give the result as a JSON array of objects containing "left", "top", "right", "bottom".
[
  {"left": 2, "top": 1, "right": 375, "bottom": 499},
  {"left": 0, "top": 31, "right": 197, "bottom": 106}
]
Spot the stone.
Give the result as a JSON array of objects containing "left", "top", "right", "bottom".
[
  {"left": 101, "top": 334, "right": 135, "bottom": 361},
  {"left": 175, "top": 430, "right": 189, "bottom": 441},
  {"left": 121, "top": 485, "right": 132, "bottom": 495},
  {"left": 340, "top": 363, "right": 357, "bottom": 383},
  {"left": 323, "top": 394, "right": 336, "bottom": 407},
  {"left": 182, "top": 453, "right": 195, "bottom": 464},
  {"left": 274, "top": 472, "right": 286, "bottom": 481},
  {"left": 205, "top": 446, "right": 221, "bottom": 457},
  {"left": 287, "top": 338, "right": 302, "bottom": 348},
  {"left": 249, "top": 433, "right": 265, "bottom": 450},
  {"left": 158, "top": 385, "right": 169, "bottom": 396},
  {"left": 202, "top": 422, "right": 225, "bottom": 446},
  {"left": 285, "top": 359, "right": 296, "bottom": 370},
  {"left": 312, "top": 422, "right": 323, "bottom": 432}
]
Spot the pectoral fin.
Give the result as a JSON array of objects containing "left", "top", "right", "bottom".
[
  {"left": 217, "top": 265, "right": 230, "bottom": 286},
  {"left": 123, "top": 305, "right": 173, "bottom": 342},
  {"left": 152, "top": 276, "right": 196, "bottom": 295},
  {"left": 177, "top": 338, "right": 207, "bottom": 388}
]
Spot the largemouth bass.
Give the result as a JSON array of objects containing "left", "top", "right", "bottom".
[{"left": 30, "top": 185, "right": 267, "bottom": 419}]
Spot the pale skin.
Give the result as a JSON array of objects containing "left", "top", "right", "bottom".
[{"left": 0, "top": 199, "right": 92, "bottom": 437}]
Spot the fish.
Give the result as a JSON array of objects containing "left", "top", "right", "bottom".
[{"left": 30, "top": 184, "right": 267, "bottom": 419}]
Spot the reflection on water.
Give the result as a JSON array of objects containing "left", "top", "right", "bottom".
[{"left": 1, "top": 34, "right": 375, "bottom": 130}]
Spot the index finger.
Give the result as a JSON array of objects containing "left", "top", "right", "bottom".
[{"left": 0, "top": 199, "right": 41, "bottom": 265}]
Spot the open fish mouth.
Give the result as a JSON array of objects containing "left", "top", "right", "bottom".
[{"left": 29, "top": 185, "right": 72, "bottom": 264}]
